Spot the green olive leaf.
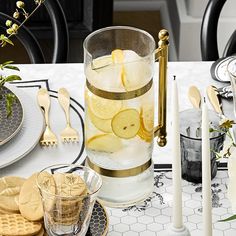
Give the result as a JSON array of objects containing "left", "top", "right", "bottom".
[
  {"left": 6, "top": 93, "right": 16, "bottom": 117},
  {"left": 219, "top": 214, "right": 236, "bottom": 222},
  {"left": 5, "top": 75, "right": 21, "bottom": 82},
  {"left": 0, "top": 34, "right": 14, "bottom": 46},
  {"left": 2, "top": 61, "right": 14, "bottom": 66},
  {"left": 4, "top": 65, "right": 20, "bottom": 71}
]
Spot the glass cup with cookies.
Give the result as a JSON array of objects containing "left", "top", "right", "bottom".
[{"left": 37, "top": 164, "right": 102, "bottom": 236}]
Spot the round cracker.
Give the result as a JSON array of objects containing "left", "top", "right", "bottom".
[
  {"left": 53, "top": 173, "right": 86, "bottom": 197},
  {"left": 0, "top": 206, "right": 19, "bottom": 214},
  {"left": 35, "top": 227, "right": 44, "bottom": 236},
  {"left": 0, "top": 176, "right": 25, "bottom": 211},
  {"left": 19, "top": 172, "right": 55, "bottom": 221}
]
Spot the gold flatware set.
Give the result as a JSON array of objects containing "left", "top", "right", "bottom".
[
  {"left": 37, "top": 88, "right": 79, "bottom": 146},
  {"left": 188, "top": 85, "right": 224, "bottom": 116}
]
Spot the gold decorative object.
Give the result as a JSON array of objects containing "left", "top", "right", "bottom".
[
  {"left": 154, "top": 29, "right": 169, "bottom": 147},
  {"left": 188, "top": 86, "right": 201, "bottom": 109},
  {"left": 58, "top": 88, "right": 79, "bottom": 143},
  {"left": 37, "top": 88, "right": 58, "bottom": 146}
]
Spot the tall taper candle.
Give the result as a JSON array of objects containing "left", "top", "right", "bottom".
[
  {"left": 202, "top": 99, "right": 212, "bottom": 236},
  {"left": 172, "top": 77, "right": 183, "bottom": 229}
]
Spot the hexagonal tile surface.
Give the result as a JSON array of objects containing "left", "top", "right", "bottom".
[
  {"left": 130, "top": 223, "right": 146, "bottom": 232},
  {"left": 121, "top": 216, "right": 137, "bottom": 225},
  {"left": 106, "top": 171, "right": 236, "bottom": 235}
]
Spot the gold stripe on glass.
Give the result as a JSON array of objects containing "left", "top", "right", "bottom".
[
  {"left": 86, "top": 79, "right": 153, "bottom": 100},
  {"left": 87, "top": 158, "right": 152, "bottom": 178}
]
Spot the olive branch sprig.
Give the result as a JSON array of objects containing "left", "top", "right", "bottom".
[
  {"left": 210, "top": 118, "right": 236, "bottom": 223},
  {"left": 0, "top": 61, "right": 21, "bottom": 117},
  {"left": 0, "top": 1, "right": 44, "bottom": 116},
  {"left": 0, "top": 0, "right": 44, "bottom": 48},
  {"left": 210, "top": 118, "right": 236, "bottom": 159}
]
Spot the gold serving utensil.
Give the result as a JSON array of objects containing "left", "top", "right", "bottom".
[
  {"left": 207, "top": 85, "right": 236, "bottom": 142},
  {"left": 58, "top": 88, "right": 79, "bottom": 143},
  {"left": 37, "top": 88, "right": 58, "bottom": 146},
  {"left": 207, "top": 85, "right": 224, "bottom": 116},
  {"left": 188, "top": 86, "right": 201, "bottom": 108}
]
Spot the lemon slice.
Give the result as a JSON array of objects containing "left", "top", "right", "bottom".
[
  {"left": 88, "top": 93, "right": 122, "bottom": 119},
  {"left": 112, "top": 49, "right": 124, "bottom": 64},
  {"left": 138, "top": 121, "right": 153, "bottom": 143},
  {"left": 111, "top": 109, "right": 140, "bottom": 139},
  {"left": 88, "top": 107, "right": 112, "bottom": 133},
  {"left": 92, "top": 55, "right": 112, "bottom": 69},
  {"left": 141, "top": 105, "right": 154, "bottom": 132},
  {"left": 111, "top": 49, "right": 126, "bottom": 87},
  {"left": 86, "top": 134, "right": 122, "bottom": 153}
]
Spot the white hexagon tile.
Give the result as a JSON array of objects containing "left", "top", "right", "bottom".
[{"left": 106, "top": 170, "right": 236, "bottom": 236}]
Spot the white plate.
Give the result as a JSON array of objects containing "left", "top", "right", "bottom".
[{"left": 0, "top": 85, "right": 44, "bottom": 168}]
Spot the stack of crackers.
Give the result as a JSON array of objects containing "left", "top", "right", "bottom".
[
  {"left": 0, "top": 175, "right": 46, "bottom": 236},
  {"left": 0, "top": 172, "right": 89, "bottom": 236},
  {"left": 48, "top": 173, "right": 88, "bottom": 226}
]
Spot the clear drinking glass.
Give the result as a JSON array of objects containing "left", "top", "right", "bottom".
[
  {"left": 83, "top": 26, "right": 166, "bottom": 207},
  {"left": 180, "top": 109, "right": 225, "bottom": 183},
  {"left": 228, "top": 57, "right": 236, "bottom": 116},
  {"left": 37, "top": 164, "right": 102, "bottom": 236}
]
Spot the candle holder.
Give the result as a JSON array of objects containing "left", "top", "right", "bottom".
[
  {"left": 179, "top": 109, "right": 225, "bottom": 183},
  {"left": 165, "top": 225, "right": 191, "bottom": 236}
]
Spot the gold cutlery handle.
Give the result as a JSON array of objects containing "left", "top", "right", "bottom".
[
  {"left": 207, "top": 85, "right": 223, "bottom": 115},
  {"left": 153, "top": 29, "right": 169, "bottom": 147},
  {"left": 188, "top": 86, "right": 201, "bottom": 109},
  {"left": 37, "top": 88, "right": 51, "bottom": 127},
  {"left": 58, "top": 88, "right": 71, "bottom": 125}
]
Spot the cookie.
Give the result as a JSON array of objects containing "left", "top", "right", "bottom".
[
  {"left": 0, "top": 176, "right": 25, "bottom": 211},
  {"left": 0, "top": 214, "right": 42, "bottom": 236},
  {"left": 53, "top": 173, "right": 86, "bottom": 197},
  {"left": 0, "top": 176, "right": 25, "bottom": 194},
  {"left": 46, "top": 173, "right": 89, "bottom": 226},
  {"left": 35, "top": 227, "right": 44, "bottom": 236},
  {"left": 19, "top": 172, "right": 56, "bottom": 221},
  {"left": 0, "top": 206, "right": 19, "bottom": 214}
]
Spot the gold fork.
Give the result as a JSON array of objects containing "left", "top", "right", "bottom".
[
  {"left": 37, "top": 88, "right": 58, "bottom": 146},
  {"left": 58, "top": 88, "right": 79, "bottom": 143}
]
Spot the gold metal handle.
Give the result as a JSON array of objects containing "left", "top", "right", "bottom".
[
  {"left": 37, "top": 88, "right": 51, "bottom": 127},
  {"left": 58, "top": 88, "right": 71, "bottom": 125},
  {"left": 154, "top": 29, "right": 169, "bottom": 147}
]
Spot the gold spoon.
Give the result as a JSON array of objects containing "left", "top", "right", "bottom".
[
  {"left": 188, "top": 86, "right": 201, "bottom": 108},
  {"left": 206, "top": 85, "right": 223, "bottom": 116}
]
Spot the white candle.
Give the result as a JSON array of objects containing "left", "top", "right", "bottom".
[
  {"left": 172, "top": 78, "right": 183, "bottom": 229},
  {"left": 202, "top": 100, "right": 212, "bottom": 236}
]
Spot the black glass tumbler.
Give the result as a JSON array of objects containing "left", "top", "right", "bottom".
[{"left": 180, "top": 109, "right": 225, "bottom": 183}]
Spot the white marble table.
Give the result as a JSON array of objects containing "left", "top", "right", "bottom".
[{"left": 0, "top": 62, "right": 234, "bottom": 236}]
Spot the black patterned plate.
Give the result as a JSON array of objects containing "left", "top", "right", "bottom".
[
  {"left": 0, "top": 86, "right": 24, "bottom": 146},
  {"left": 87, "top": 201, "right": 109, "bottom": 236}
]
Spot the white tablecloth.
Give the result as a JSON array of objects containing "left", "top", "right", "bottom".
[{"left": 0, "top": 62, "right": 234, "bottom": 236}]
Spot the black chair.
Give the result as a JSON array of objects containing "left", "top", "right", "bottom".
[
  {"left": 0, "top": 0, "right": 69, "bottom": 63},
  {"left": 201, "top": 0, "right": 236, "bottom": 61}
]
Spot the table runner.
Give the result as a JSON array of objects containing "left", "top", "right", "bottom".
[{"left": 107, "top": 170, "right": 235, "bottom": 236}]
